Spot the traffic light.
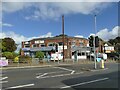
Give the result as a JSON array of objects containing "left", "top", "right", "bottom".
[
  {"left": 89, "top": 36, "right": 94, "bottom": 47},
  {"left": 95, "top": 36, "right": 99, "bottom": 47}
]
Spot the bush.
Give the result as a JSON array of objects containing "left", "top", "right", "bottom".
[
  {"left": 35, "top": 51, "right": 44, "bottom": 60},
  {"left": 12, "top": 52, "right": 19, "bottom": 58},
  {"left": 19, "top": 55, "right": 31, "bottom": 63},
  {"left": 2, "top": 52, "right": 14, "bottom": 59}
]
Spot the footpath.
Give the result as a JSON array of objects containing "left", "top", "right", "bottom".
[{"left": 0, "top": 59, "right": 116, "bottom": 70}]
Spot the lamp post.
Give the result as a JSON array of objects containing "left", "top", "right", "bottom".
[
  {"left": 94, "top": 15, "right": 97, "bottom": 69},
  {"left": 62, "top": 15, "right": 65, "bottom": 62}
]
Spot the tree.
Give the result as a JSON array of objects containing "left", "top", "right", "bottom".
[
  {"left": 2, "top": 38, "right": 17, "bottom": 52},
  {"left": 35, "top": 51, "right": 44, "bottom": 60},
  {"left": 115, "top": 43, "right": 120, "bottom": 53},
  {"left": 108, "top": 37, "right": 120, "bottom": 53}
]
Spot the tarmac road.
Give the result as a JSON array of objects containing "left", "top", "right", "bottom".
[{"left": 1, "top": 62, "right": 119, "bottom": 90}]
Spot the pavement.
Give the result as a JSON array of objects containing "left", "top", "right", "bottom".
[
  {"left": 0, "top": 59, "right": 116, "bottom": 70},
  {"left": 0, "top": 61, "right": 119, "bottom": 90}
]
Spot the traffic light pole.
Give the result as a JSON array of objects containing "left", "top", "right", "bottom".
[{"left": 94, "top": 15, "right": 97, "bottom": 69}]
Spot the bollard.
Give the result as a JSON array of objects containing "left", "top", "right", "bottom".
[{"left": 101, "top": 60, "right": 104, "bottom": 69}]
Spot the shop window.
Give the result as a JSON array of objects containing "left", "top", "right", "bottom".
[
  {"left": 82, "top": 52, "right": 85, "bottom": 55},
  {"left": 78, "top": 53, "right": 81, "bottom": 56},
  {"left": 41, "top": 44, "right": 45, "bottom": 47},
  {"left": 58, "top": 42, "right": 63, "bottom": 46}
]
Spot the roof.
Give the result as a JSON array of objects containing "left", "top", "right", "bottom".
[
  {"left": 30, "top": 46, "right": 55, "bottom": 52},
  {"left": 72, "top": 46, "right": 91, "bottom": 52},
  {"left": 29, "top": 34, "right": 88, "bottom": 41}
]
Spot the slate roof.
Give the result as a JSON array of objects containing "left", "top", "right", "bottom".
[
  {"left": 72, "top": 46, "right": 91, "bottom": 52},
  {"left": 30, "top": 46, "right": 54, "bottom": 52}
]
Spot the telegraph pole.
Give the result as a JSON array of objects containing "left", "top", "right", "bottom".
[
  {"left": 62, "top": 15, "right": 65, "bottom": 62},
  {"left": 94, "top": 15, "right": 97, "bottom": 69}
]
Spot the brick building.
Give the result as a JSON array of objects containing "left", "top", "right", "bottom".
[{"left": 21, "top": 34, "right": 89, "bottom": 59}]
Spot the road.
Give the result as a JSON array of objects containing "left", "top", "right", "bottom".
[{"left": 1, "top": 62, "right": 119, "bottom": 90}]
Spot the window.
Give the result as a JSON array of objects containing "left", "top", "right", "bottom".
[
  {"left": 82, "top": 52, "right": 85, "bottom": 55},
  {"left": 25, "top": 42, "right": 29, "bottom": 44},
  {"left": 41, "top": 44, "right": 45, "bottom": 47},
  {"left": 25, "top": 45, "right": 30, "bottom": 48},
  {"left": 48, "top": 43, "right": 54, "bottom": 46},
  {"left": 35, "top": 41, "right": 39, "bottom": 44},
  {"left": 48, "top": 44, "right": 53, "bottom": 46},
  {"left": 80, "top": 42, "right": 84, "bottom": 46},
  {"left": 58, "top": 42, "right": 63, "bottom": 46},
  {"left": 78, "top": 53, "right": 81, "bottom": 56},
  {"left": 72, "top": 52, "right": 75, "bottom": 56},
  {"left": 33, "top": 44, "right": 37, "bottom": 47}
]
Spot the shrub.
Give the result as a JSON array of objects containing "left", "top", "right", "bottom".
[
  {"left": 35, "top": 51, "right": 44, "bottom": 60},
  {"left": 2, "top": 52, "right": 14, "bottom": 59},
  {"left": 19, "top": 55, "right": 31, "bottom": 63}
]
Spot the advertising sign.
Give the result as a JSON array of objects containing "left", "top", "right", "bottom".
[{"left": 0, "top": 60, "right": 8, "bottom": 66}]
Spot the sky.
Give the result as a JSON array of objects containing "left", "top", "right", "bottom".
[{"left": 0, "top": 0, "right": 120, "bottom": 52}]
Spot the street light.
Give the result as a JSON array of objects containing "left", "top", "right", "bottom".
[{"left": 94, "top": 15, "right": 97, "bottom": 69}]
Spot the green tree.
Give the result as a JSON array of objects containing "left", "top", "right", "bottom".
[
  {"left": 2, "top": 38, "right": 17, "bottom": 52},
  {"left": 35, "top": 51, "right": 44, "bottom": 60},
  {"left": 108, "top": 37, "right": 120, "bottom": 53},
  {"left": 115, "top": 43, "right": 120, "bottom": 53}
]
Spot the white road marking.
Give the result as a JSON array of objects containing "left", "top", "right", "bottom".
[
  {"left": 53, "top": 67, "right": 74, "bottom": 72},
  {"left": 37, "top": 72, "right": 84, "bottom": 79},
  {"left": 71, "top": 71, "right": 75, "bottom": 74},
  {"left": 40, "top": 73, "right": 48, "bottom": 77},
  {"left": 0, "top": 81, "right": 8, "bottom": 84},
  {"left": 6, "top": 83, "right": 34, "bottom": 89},
  {"left": 53, "top": 67, "right": 75, "bottom": 75},
  {"left": 36, "top": 71, "right": 68, "bottom": 75},
  {"left": 0, "top": 77, "right": 8, "bottom": 81},
  {"left": 36, "top": 73, "right": 48, "bottom": 78},
  {"left": 60, "top": 78, "right": 109, "bottom": 89}
]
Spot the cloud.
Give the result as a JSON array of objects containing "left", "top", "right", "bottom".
[
  {"left": 96, "top": 26, "right": 120, "bottom": 41},
  {"left": 2, "top": 2, "right": 32, "bottom": 13},
  {"left": 0, "top": 31, "right": 53, "bottom": 52},
  {"left": 2, "top": 2, "right": 112, "bottom": 20},
  {"left": 0, "top": 22, "right": 13, "bottom": 27},
  {"left": 74, "top": 35, "right": 83, "bottom": 38}
]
